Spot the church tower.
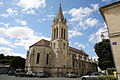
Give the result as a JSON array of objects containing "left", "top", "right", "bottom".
[{"left": 51, "top": 4, "right": 68, "bottom": 67}]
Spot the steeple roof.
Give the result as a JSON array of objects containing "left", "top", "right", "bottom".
[{"left": 56, "top": 3, "right": 64, "bottom": 20}]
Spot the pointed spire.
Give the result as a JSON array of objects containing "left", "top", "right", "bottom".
[
  {"left": 60, "top": 3, "right": 61, "bottom": 9},
  {"left": 56, "top": 3, "right": 64, "bottom": 20}
]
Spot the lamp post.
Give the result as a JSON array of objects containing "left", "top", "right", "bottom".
[
  {"left": 101, "top": 30, "right": 108, "bottom": 40},
  {"left": 101, "top": 33, "right": 105, "bottom": 40}
]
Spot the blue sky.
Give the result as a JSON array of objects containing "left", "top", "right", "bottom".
[{"left": 0, "top": 0, "right": 118, "bottom": 59}]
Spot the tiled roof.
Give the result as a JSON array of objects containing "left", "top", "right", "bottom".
[
  {"left": 30, "top": 39, "right": 50, "bottom": 47},
  {"left": 69, "top": 46, "right": 88, "bottom": 56},
  {"left": 29, "top": 39, "right": 88, "bottom": 56}
]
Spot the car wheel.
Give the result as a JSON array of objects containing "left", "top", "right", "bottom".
[{"left": 82, "top": 77, "right": 86, "bottom": 80}]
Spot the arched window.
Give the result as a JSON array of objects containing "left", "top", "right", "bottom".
[
  {"left": 36, "top": 53, "right": 40, "bottom": 64},
  {"left": 54, "top": 29, "right": 55, "bottom": 39},
  {"left": 56, "top": 27, "right": 58, "bottom": 39},
  {"left": 46, "top": 54, "right": 49, "bottom": 64},
  {"left": 64, "top": 29, "right": 66, "bottom": 39},
  {"left": 61, "top": 28, "right": 63, "bottom": 38}
]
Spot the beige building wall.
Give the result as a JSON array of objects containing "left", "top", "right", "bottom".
[
  {"left": 25, "top": 46, "right": 55, "bottom": 72},
  {"left": 100, "top": 1, "right": 120, "bottom": 79}
]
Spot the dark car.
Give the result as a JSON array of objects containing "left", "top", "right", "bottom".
[
  {"left": 15, "top": 69, "right": 27, "bottom": 77},
  {"left": 8, "top": 70, "right": 15, "bottom": 75},
  {"left": 81, "top": 72, "right": 104, "bottom": 80},
  {"left": 36, "top": 72, "right": 48, "bottom": 78}
]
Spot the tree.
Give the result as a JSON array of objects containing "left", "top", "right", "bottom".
[
  {"left": 0, "top": 54, "right": 26, "bottom": 69},
  {"left": 94, "top": 39, "right": 115, "bottom": 70},
  {"left": 0, "top": 54, "right": 5, "bottom": 60},
  {"left": 10, "top": 56, "right": 26, "bottom": 69}
]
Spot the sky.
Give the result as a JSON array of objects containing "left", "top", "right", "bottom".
[{"left": 0, "top": 0, "right": 119, "bottom": 59}]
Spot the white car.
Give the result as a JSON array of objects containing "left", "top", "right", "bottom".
[
  {"left": 26, "top": 71, "right": 37, "bottom": 77},
  {"left": 81, "top": 72, "right": 104, "bottom": 80},
  {"left": 66, "top": 72, "right": 77, "bottom": 78}
]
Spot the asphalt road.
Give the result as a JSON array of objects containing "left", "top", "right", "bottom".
[{"left": 0, "top": 74, "right": 82, "bottom": 80}]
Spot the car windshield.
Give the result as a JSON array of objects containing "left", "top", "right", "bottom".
[
  {"left": 16, "top": 70, "right": 20, "bottom": 72},
  {"left": 71, "top": 72, "right": 75, "bottom": 74},
  {"left": 90, "top": 72, "right": 102, "bottom": 76},
  {"left": 38, "top": 72, "right": 44, "bottom": 73}
]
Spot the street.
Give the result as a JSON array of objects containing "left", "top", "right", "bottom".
[{"left": 0, "top": 74, "right": 82, "bottom": 80}]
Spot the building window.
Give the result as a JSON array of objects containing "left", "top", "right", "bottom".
[
  {"left": 54, "top": 29, "right": 55, "bottom": 39},
  {"left": 63, "top": 43, "right": 65, "bottom": 49},
  {"left": 61, "top": 28, "right": 63, "bottom": 38},
  {"left": 36, "top": 53, "right": 40, "bottom": 64},
  {"left": 56, "top": 27, "right": 58, "bottom": 39},
  {"left": 64, "top": 29, "right": 66, "bottom": 39},
  {"left": 73, "top": 60, "right": 75, "bottom": 67},
  {"left": 46, "top": 54, "right": 49, "bottom": 64}
]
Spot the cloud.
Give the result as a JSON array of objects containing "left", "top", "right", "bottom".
[
  {"left": 0, "top": 8, "right": 18, "bottom": 17},
  {"left": 0, "top": 22, "right": 10, "bottom": 27},
  {"left": 25, "top": 9, "right": 35, "bottom": 14},
  {"left": 85, "top": 18, "right": 98, "bottom": 27},
  {"left": 0, "top": 38, "right": 11, "bottom": 45},
  {"left": 15, "top": 35, "right": 50, "bottom": 50},
  {"left": 68, "top": 7, "right": 93, "bottom": 22},
  {"left": 18, "top": 0, "right": 46, "bottom": 14},
  {"left": 47, "top": 14, "right": 55, "bottom": 18},
  {"left": 0, "top": 28, "right": 8, "bottom": 37},
  {"left": 15, "top": 19, "right": 27, "bottom": 25},
  {"left": 0, "top": 0, "right": 3, "bottom": 6},
  {"left": 68, "top": 29, "right": 83, "bottom": 38},
  {"left": 88, "top": 23, "right": 108, "bottom": 43},
  {"left": 38, "top": 14, "right": 55, "bottom": 23},
  {"left": 101, "top": 0, "right": 112, "bottom": 2},
  {"left": 0, "top": 27, "right": 50, "bottom": 50},
  {"left": 91, "top": 4, "right": 99, "bottom": 11},
  {"left": 74, "top": 42, "right": 87, "bottom": 49},
  {"left": 66, "top": 5, "right": 99, "bottom": 30},
  {"left": 7, "top": 27, "right": 34, "bottom": 39},
  {"left": 0, "top": 47, "right": 26, "bottom": 58}
]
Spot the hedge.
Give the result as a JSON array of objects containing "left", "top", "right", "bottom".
[{"left": 99, "top": 75, "right": 117, "bottom": 80}]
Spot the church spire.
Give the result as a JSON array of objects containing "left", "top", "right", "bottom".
[
  {"left": 53, "top": 4, "right": 66, "bottom": 24},
  {"left": 56, "top": 3, "right": 64, "bottom": 21}
]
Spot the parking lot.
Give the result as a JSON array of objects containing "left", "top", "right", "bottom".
[{"left": 0, "top": 74, "right": 82, "bottom": 80}]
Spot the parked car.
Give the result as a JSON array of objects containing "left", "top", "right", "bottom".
[
  {"left": 81, "top": 72, "right": 104, "bottom": 80},
  {"left": 66, "top": 72, "right": 77, "bottom": 78},
  {"left": 36, "top": 71, "right": 48, "bottom": 78},
  {"left": 15, "top": 69, "right": 27, "bottom": 77},
  {"left": 26, "top": 71, "right": 37, "bottom": 77},
  {"left": 8, "top": 70, "right": 15, "bottom": 75}
]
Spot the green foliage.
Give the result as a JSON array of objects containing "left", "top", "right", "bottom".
[
  {"left": 107, "top": 68, "right": 116, "bottom": 75},
  {"left": 99, "top": 75, "right": 117, "bottom": 80},
  {"left": 0, "top": 54, "right": 25, "bottom": 69},
  {"left": 10, "top": 56, "right": 25, "bottom": 69},
  {"left": 0, "top": 59, "right": 10, "bottom": 64},
  {"left": 0, "top": 54, "right": 5, "bottom": 60},
  {"left": 94, "top": 39, "right": 115, "bottom": 70}
]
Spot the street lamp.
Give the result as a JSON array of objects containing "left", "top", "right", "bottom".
[
  {"left": 101, "top": 30, "right": 108, "bottom": 40},
  {"left": 101, "top": 33, "right": 105, "bottom": 40}
]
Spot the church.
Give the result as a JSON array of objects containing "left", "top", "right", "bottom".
[{"left": 25, "top": 5, "right": 97, "bottom": 77}]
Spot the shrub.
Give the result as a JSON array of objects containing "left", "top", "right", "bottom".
[
  {"left": 99, "top": 75, "right": 117, "bottom": 80},
  {"left": 107, "top": 68, "right": 116, "bottom": 75}
]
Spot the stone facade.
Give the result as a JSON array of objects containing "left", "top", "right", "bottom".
[
  {"left": 25, "top": 5, "right": 97, "bottom": 76},
  {"left": 100, "top": 1, "right": 120, "bottom": 79}
]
